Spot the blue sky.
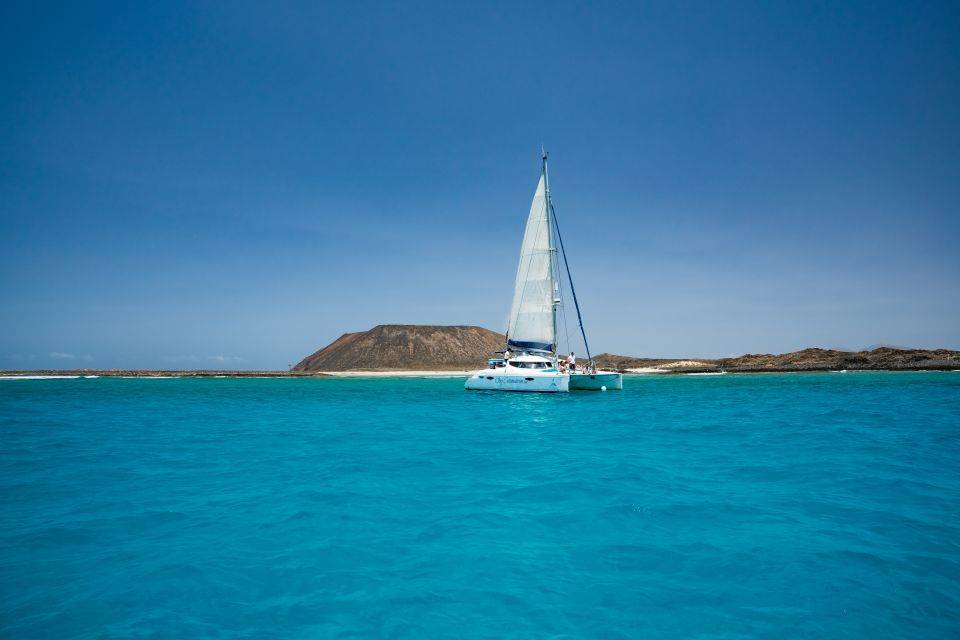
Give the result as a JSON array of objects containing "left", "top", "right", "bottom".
[{"left": 2, "top": 1, "right": 958, "bottom": 369}]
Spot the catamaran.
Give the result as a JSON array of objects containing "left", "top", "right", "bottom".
[{"left": 465, "top": 152, "right": 623, "bottom": 393}]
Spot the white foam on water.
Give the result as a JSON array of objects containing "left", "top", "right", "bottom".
[
  {"left": 686, "top": 372, "right": 726, "bottom": 376},
  {"left": 84, "top": 375, "right": 99, "bottom": 378}
]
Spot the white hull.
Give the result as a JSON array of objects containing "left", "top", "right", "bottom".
[
  {"left": 568, "top": 371, "right": 623, "bottom": 390},
  {"left": 464, "top": 368, "right": 569, "bottom": 393}
]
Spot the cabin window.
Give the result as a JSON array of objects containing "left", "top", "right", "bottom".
[{"left": 509, "top": 361, "right": 550, "bottom": 369}]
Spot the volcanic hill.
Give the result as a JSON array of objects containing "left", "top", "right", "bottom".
[{"left": 293, "top": 325, "right": 504, "bottom": 372}]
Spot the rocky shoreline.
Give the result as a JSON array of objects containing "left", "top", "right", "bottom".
[{"left": 593, "top": 347, "right": 960, "bottom": 374}]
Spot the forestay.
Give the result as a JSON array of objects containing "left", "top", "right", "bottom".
[{"left": 506, "top": 173, "right": 556, "bottom": 352}]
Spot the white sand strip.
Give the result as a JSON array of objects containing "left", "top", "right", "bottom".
[{"left": 659, "top": 360, "right": 712, "bottom": 369}]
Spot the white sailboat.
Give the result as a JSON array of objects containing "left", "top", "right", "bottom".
[{"left": 465, "top": 153, "right": 623, "bottom": 393}]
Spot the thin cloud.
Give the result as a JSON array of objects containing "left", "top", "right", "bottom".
[
  {"left": 161, "top": 355, "right": 202, "bottom": 363},
  {"left": 49, "top": 352, "right": 75, "bottom": 360},
  {"left": 160, "top": 355, "right": 245, "bottom": 365}
]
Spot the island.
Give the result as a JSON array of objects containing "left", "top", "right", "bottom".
[{"left": 3, "top": 325, "right": 958, "bottom": 377}]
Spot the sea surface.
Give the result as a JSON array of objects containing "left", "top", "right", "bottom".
[{"left": 2, "top": 372, "right": 959, "bottom": 639}]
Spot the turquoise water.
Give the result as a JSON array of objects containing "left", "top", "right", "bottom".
[{"left": 2, "top": 373, "right": 959, "bottom": 638}]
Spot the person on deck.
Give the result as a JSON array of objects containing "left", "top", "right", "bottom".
[{"left": 566, "top": 352, "right": 576, "bottom": 371}]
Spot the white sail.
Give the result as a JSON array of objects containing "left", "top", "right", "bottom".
[{"left": 506, "top": 173, "right": 556, "bottom": 352}]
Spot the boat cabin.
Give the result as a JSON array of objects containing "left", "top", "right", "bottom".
[{"left": 505, "top": 354, "right": 555, "bottom": 370}]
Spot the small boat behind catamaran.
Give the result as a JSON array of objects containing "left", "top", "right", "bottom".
[{"left": 465, "top": 152, "right": 623, "bottom": 393}]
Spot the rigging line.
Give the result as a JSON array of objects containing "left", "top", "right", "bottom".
[
  {"left": 550, "top": 200, "right": 592, "bottom": 364},
  {"left": 558, "top": 263, "right": 571, "bottom": 355}
]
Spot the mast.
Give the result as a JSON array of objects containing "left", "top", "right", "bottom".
[
  {"left": 551, "top": 178, "right": 593, "bottom": 366},
  {"left": 542, "top": 150, "right": 558, "bottom": 358}
]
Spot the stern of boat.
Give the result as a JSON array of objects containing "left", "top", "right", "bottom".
[{"left": 568, "top": 371, "right": 623, "bottom": 391}]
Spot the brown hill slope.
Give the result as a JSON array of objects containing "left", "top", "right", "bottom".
[
  {"left": 717, "top": 347, "right": 960, "bottom": 371},
  {"left": 593, "top": 347, "right": 960, "bottom": 373},
  {"left": 293, "top": 325, "right": 505, "bottom": 371}
]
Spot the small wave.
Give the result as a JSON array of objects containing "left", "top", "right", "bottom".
[
  {"left": 84, "top": 375, "right": 99, "bottom": 379},
  {"left": 686, "top": 372, "right": 726, "bottom": 376}
]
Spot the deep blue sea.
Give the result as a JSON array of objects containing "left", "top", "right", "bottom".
[{"left": 2, "top": 372, "right": 959, "bottom": 639}]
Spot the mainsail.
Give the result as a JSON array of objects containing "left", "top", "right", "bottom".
[{"left": 506, "top": 170, "right": 557, "bottom": 352}]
